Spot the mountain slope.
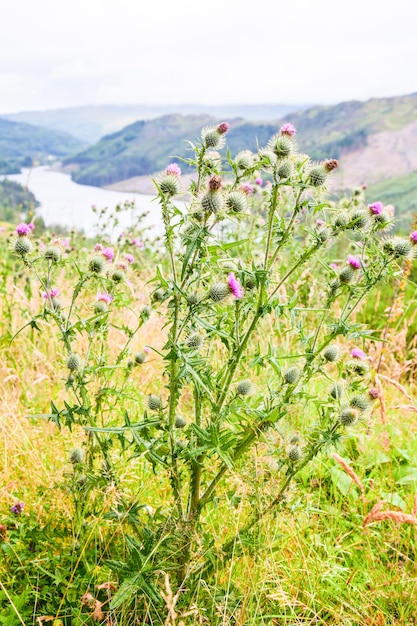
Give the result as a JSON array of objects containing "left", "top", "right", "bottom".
[{"left": 0, "top": 118, "right": 86, "bottom": 174}]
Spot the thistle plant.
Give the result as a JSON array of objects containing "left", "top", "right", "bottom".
[{"left": 13, "top": 120, "right": 415, "bottom": 617}]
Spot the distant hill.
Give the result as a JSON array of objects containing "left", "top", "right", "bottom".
[
  {"left": 3, "top": 103, "right": 309, "bottom": 144},
  {"left": 0, "top": 118, "right": 86, "bottom": 174},
  {"left": 0, "top": 179, "right": 38, "bottom": 222},
  {"left": 63, "top": 93, "right": 417, "bottom": 195}
]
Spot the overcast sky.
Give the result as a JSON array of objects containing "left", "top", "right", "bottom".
[{"left": 1, "top": 0, "right": 416, "bottom": 113}]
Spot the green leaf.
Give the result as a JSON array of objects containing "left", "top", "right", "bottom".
[{"left": 397, "top": 469, "right": 417, "bottom": 484}]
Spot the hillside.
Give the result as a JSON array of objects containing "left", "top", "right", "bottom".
[
  {"left": 3, "top": 103, "right": 308, "bottom": 144},
  {"left": 63, "top": 93, "right": 417, "bottom": 197},
  {"left": 0, "top": 179, "right": 38, "bottom": 222},
  {"left": 0, "top": 118, "right": 86, "bottom": 175}
]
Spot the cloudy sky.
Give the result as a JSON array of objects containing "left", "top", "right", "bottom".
[{"left": 1, "top": 0, "right": 416, "bottom": 113}]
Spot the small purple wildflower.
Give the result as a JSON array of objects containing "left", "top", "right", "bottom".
[
  {"left": 97, "top": 292, "right": 113, "bottom": 305},
  {"left": 138, "top": 241, "right": 145, "bottom": 249},
  {"left": 16, "top": 223, "right": 31, "bottom": 236},
  {"left": 347, "top": 255, "right": 361, "bottom": 269},
  {"left": 316, "top": 219, "right": 325, "bottom": 226},
  {"left": 28, "top": 223, "right": 35, "bottom": 231},
  {"left": 410, "top": 231, "right": 417, "bottom": 244},
  {"left": 217, "top": 122, "right": 230, "bottom": 134},
  {"left": 330, "top": 262, "right": 338, "bottom": 271},
  {"left": 239, "top": 183, "right": 254, "bottom": 195},
  {"left": 42, "top": 287, "right": 59, "bottom": 299},
  {"left": 131, "top": 238, "right": 138, "bottom": 246},
  {"left": 125, "top": 253, "right": 134, "bottom": 264},
  {"left": 166, "top": 163, "right": 181, "bottom": 177},
  {"left": 102, "top": 247, "right": 115, "bottom": 261},
  {"left": 351, "top": 347, "right": 367, "bottom": 360},
  {"left": 280, "top": 123, "right": 297, "bottom": 136},
  {"left": 368, "top": 201, "right": 383, "bottom": 215},
  {"left": 255, "top": 177, "right": 263, "bottom": 186},
  {"left": 227, "top": 273, "right": 244, "bottom": 299},
  {"left": 94, "top": 243, "right": 104, "bottom": 252},
  {"left": 11, "top": 501, "right": 24, "bottom": 515},
  {"left": 144, "top": 346, "right": 151, "bottom": 354}
]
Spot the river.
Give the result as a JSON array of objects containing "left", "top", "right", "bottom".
[{"left": 5, "top": 167, "right": 167, "bottom": 237}]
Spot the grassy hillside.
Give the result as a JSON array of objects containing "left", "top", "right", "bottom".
[
  {"left": 366, "top": 171, "right": 417, "bottom": 230},
  {"left": 0, "top": 179, "right": 38, "bottom": 222},
  {"left": 0, "top": 118, "right": 86, "bottom": 174},
  {"left": 3, "top": 103, "right": 308, "bottom": 143}
]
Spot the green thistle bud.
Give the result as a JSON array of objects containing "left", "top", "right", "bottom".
[
  {"left": 349, "top": 210, "right": 370, "bottom": 230},
  {"left": 290, "top": 434, "right": 301, "bottom": 444},
  {"left": 94, "top": 301, "right": 108, "bottom": 314},
  {"left": 288, "top": 445, "right": 303, "bottom": 462},
  {"left": 389, "top": 238, "right": 414, "bottom": 259},
  {"left": 235, "top": 150, "right": 253, "bottom": 170},
  {"left": 350, "top": 395, "right": 370, "bottom": 412},
  {"left": 67, "top": 353, "right": 82, "bottom": 372},
  {"left": 276, "top": 160, "right": 293, "bottom": 179},
  {"left": 44, "top": 246, "right": 61, "bottom": 262},
  {"left": 201, "top": 190, "right": 224, "bottom": 214},
  {"left": 14, "top": 236, "right": 32, "bottom": 255},
  {"left": 111, "top": 269, "right": 124, "bottom": 283},
  {"left": 339, "top": 266, "right": 355, "bottom": 284},
  {"left": 134, "top": 352, "right": 147, "bottom": 364},
  {"left": 203, "top": 150, "right": 222, "bottom": 170},
  {"left": 70, "top": 447, "right": 84, "bottom": 464},
  {"left": 339, "top": 407, "right": 359, "bottom": 426},
  {"left": 175, "top": 415, "right": 187, "bottom": 428},
  {"left": 329, "top": 278, "right": 341, "bottom": 292},
  {"left": 191, "top": 209, "right": 205, "bottom": 222},
  {"left": 332, "top": 212, "right": 349, "bottom": 230},
  {"left": 271, "top": 135, "right": 293, "bottom": 159},
  {"left": 141, "top": 304, "right": 152, "bottom": 317},
  {"left": 186, "top": 332, "right": 204, "bottom": 349},
  {"left": 308, "top": 166, "right": 327, "bottom": 187},
  {"left": 159, "top": 174, "right": 181, "bottom": 196},
  {"left": 225, "top": 191, "right": 247, "bottom": 213},
  {"left": 152, "top": 288, "right": 165, "bottom": 302},
  {"left": 284, "top": 366, "right": 300, "bottom": 385},
  {"left": 237, "top": 380, "right": 253, "bottom": 396},
  {"left": 323, "top": 345, "right": 340, "bottom": 362},
  {"left": 147, "top": 394, "right": 162, "bottom": 411},
  {"left": 187, "top": 292, "right": 200, "bottom": 305},
  {"left": 244, "top": 274, "right": 256, "bottom": 290},
  {"left": 346, "top": 359, "right": 369, "bottom": 376},
  {"left": 209, "top": 281, "right": 230, "bottom": 303},
  {"left": 89, "top": 256, "right": 106, "bottom": 274},
  {"left": 201, "top": 127, "right": 224, "bottom": 149},
  {"left": 330, "top": 382, "right": 344, "bottom": 399},
  {"left": 315, "top": 226, "right": 331, "bottom": 243},
  {"left": 50, "top": 297, "right": 61, "bottom": 311}
]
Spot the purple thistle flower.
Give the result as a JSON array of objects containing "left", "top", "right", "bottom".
[
  {"left": 102, "top": 247, "right": 115, "bottom": 261},
  {"left": 216, "top": 122, "right": 230, "bottom": 134},
  {"left": 347, "top": 255, "right": 361, "bottom": 269},
  {"left": 42, "top": 287, "right": 59, "bottom": 299},
  {"left": 131, "top": 238, "right": 138, "bottom": 246},
  {"left": 280, "top": 123, "right": 297, "bottom": 137},
  {"left": 316, "top": 219, "right": 325, "bottom": 226},
  {"left": 410, "top": 231, "right": 417, "bottom": 244},
  {"left": 330, "top": 262, "right": 338, "bottom": 271},
  {"left": 255, "top": 177, "right": 263, "bottom": 186},
  {"left": 28, "top": 223, "right": 35, "bottom": 231},
  {"left": 368, "top": 201, "right": 383, "bottom": 215},
  {"left": 165, "top": 163, "right": 181, "bottom": 177},
  {"left": 124, "top": 253, "right": 134, "bottom": 264},
  {"left": 94, "top": 243, "right": 104, "bottom": 252},
  {"left": 16, "top": 223, "right": 31, "bottom": 236},
  {"left": 239, "top": 183, "right": 254, "bottom": 195},
  {"left": 97, "top": 292, "right": 113, "bottom": 305},
  {"left": 144, "top": 346, "right": 151, "bottom": 354},
  {"left": 227, "top": 273, "right": 244, "bottom": 299},
  {"left": 351, "top": 347, "right": 367, "bottom": 360},
  {"left": 11, "top": 501, "right": 24, "bottom": 515}
]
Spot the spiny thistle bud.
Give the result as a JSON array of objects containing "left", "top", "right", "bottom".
[
  {"left": 67, "top": 353, "right": 82, "bottom": 372},
  {"left": 323, "top": 345, "right": 340, "bottom": 362},
  {"left": 237, "top": 379, "right": 253, "bottom": 396},
  {"left": 314, "top": 226, "right": 331, "bottom": 243},
  {"left": 339, "top": 407, "right": 359, "bottom": 426},
  {"left": 324, "top": 159, "right": 339, "bottom": 172},
  {"left": 308, "top": 166, "right": 327, "bottom": 187},
  {"left": 244, "top": 274, "right": 256, "bottom": 290},
  {"left": 332, "top": 212, "right": 349, "bottom": 230},
  {"left": 152, "top": 288, "right": 165, "bottom": 302},
  {"left": 288, "top": 445, "right": 303, "bottom": 462},
  {"left": 175, "top": 415, "right": 187, "bottom": 428},
  {"left": 374, "top": 211, "right": 391, "bottom": 229},
  {"left": 50, "top": 297, "right": 62, "bottom": 311},
  {"left": 191, "top": 208, "right": 205, "bottom": 222},
  {"left": 330, "top": 382, "right": 344, "bottom": 400},
  {"left": 201, "top": 190, "right": 224, "bottom": 214},
  {"left": 147, "top": 394, "right": 162, "bottom": 411},
  {"left": 89, "top": 255, "right": 106, "bottom": 274},
  {"left": 271, "top": 135, "right": 293, "bottom": 159},
  {"left": 94, "top": 301, "right": 108, "bottom": 314},
  {"left": 349, "top": 210, "right": 370, "bottom": 230},
  {"left": 385, "top": 237, "right": 414, "bottom": 259},
  {"left": 346, "top": 359, "right": 369, "bottom": 376},
  {"left": 235, "top": 150, "right": 253, "bottom": 170},
  {"left": 225, "top": 191, "right": 247, "bottom": 214},
  {"left": 70, "top": 447, "right": 84, "bottom": 464},
  {"left": 134, "top": 352, "right": 147, "bottom": 364},
  {"left": 290, "top": 434, "right": 301, "bottom": 444},
  {"left": 284, "top": 366, "right": 300, "bottom": 385},
  {"left": 141, "top": 304, "right": 152, "bottom": 318},
  {"left": 158, "top": 174, "right": 181, "bottom": 197},
  {"left": 276, "top": 160, "right": 293, "bottom": 179},
  {"left": 14, "top": 236, "right": 32, "bottom": 255},
  {"left": 44, "top": 246, "right": 61, "bottom": 262},
  {"left": 368, "top": 387, "right": 380, "bottom": 400},
  {"left": 339, "top": 266, "right": 355, "bottom": 284},
  {"left": 350, "top": 395, "right": 370, "bottom": 412},
  {"left": 209, "top": 281, "right": 230, "bottom": 302},
  {"left": 186, "top": 332, "right": 204, "bottom": 349},
  {"left": 187, "top": 291, "right": 200, "bottom": 305},
  {"left": 111, "top": 269, "right": 125, "bottom": 283},
  {"left": 203, "top": 150, "right": 222, "bottom": 170},
  {"left": 201, "top": 126, "right": 226, "bottom": 149},
  {"left": 329, "top": 278, "right": 341, "bottom": 293},
  {"left": 208, "top": 175, "right": 223, "bottom": 191}
]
